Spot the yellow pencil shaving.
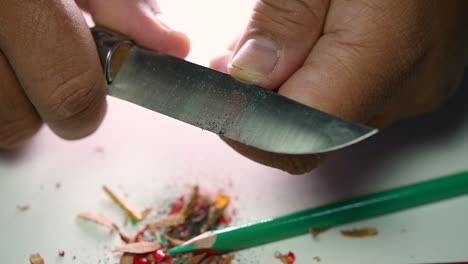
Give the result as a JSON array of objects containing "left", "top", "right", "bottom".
[
  {"left": 102, "top": 185, "right": 142, "bottom": 221},
  {"left": 340, "top": 227, "right": 378, "bottom": 238},
  {"left": 215, "top": 194, "right": 230, "bottom": 210}
]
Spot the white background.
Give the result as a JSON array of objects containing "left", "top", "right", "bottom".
[{"left": 1, "top": 0, "right": 468, "bottom": 263}]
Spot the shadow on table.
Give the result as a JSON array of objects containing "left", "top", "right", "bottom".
[
  {"left": 0, "top": 134, "right": 38, "bottom": 163},
  {"left": 313, "top": 70, "right": 468, "bottom": 200}
]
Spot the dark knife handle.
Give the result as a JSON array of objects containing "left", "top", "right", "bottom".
[{"left": 91, "top": 27, "right": 134, "bottom": 84}]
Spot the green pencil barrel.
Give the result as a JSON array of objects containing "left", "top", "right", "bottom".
[{"left": 213, "top": 171, "right": 468, "bottom": 253}]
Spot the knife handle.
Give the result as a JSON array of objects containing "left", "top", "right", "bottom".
[{"left": 91, "top": 27, "right": 134, "bottom": 84}]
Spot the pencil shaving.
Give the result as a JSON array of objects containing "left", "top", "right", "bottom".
[
  {"left": 29, "top": 253, "right": 44, "bottom": 264},
  {"left": 119, "top": 253, "right": 134, "bottom": 264},
  {"left": 179, "top": 185, "right": 199, "bottom": 219},
  {"left": 141, "top": 208, "right": 154, "bottom": 220},
  {"left": 184, "top": 253, "right": 207, "bottom": 264},
  {"left": 341, "top": 227, "right": 378, "bottom": 238},
  {"left": 165, "top": 234, "right": 185, "bottom": 246},
  {"left": 102, "top": 185, "right": 142, "bottom": 221},
  {"left": 147, "top": 213, "right": 185, "bottom": 230},
  {"left": 274, "top": 251, "right": 295, "bottom": 264},
  {"left": 214, "top": 194, "right": 230, "bottom": 209},
  {"left": 113, "top": 241, "right": 160, "bottom": 254},
  {"left": 222, "top": 254, "right": 235, "bottom": 264},
  {"left": 77, "top": 212, "right": 119, "bottom": 231}
]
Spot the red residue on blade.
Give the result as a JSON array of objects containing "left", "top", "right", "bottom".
[{"left": 229, "top": 90, "right": 247, "bottom": 108}]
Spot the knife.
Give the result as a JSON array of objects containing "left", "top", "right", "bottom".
[{"left": 91, "top": 27, "right": 377, "bottom": 155}]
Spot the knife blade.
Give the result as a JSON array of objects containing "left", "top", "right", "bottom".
[{"left": 91, "top": 27, "right": 377, "bottom": 154}]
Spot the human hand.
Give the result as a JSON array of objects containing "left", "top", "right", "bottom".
[
  {"left": 0, "top": 0, "right": 189, "bottom": 149},
  {"left": 210, "top": 0, "right": 468, "bottom": 174}
]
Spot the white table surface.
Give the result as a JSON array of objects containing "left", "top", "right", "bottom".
[{"left": 1, "top": 1, "right": 468, "bottom": 263}]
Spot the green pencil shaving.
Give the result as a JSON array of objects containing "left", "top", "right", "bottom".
[{"left": 168, "top": 170, "right": 468, "bottom": 256}]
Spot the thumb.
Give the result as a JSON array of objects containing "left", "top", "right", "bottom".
[{"left": 228, "top": 0, "right": 329, "bottom": 89}]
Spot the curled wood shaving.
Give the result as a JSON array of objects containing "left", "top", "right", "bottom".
[
  {"left": 340, "top": 227, "right": 378, "bottom": 238},
  {"left": 184, "top": 253, "right": 207, "bottom": 264},
  {"left": 201, "top": 206, "right": 224, "bottom": 232},
  {"left": 29, "top": 253, "right": 44, "bottom": 264},
  {"left": 119, "top": 253, "right": 134, "bottom": 264},
  {"left": 166, "top": 234, "right": 185, "bottom": 246},
  {"left": 200, "top": 193, "right": 230, "bottom": 232},
  {"left": 103, "top": 185, "right": 142, "bottom": 221},
  {"left": 146, "top": 213, "right": 185, "bottom": 231},
  {"left": 77, "top": 212, "right": 119, "bottom": 231},
  {"left": 179, "top": 186, "right": 199, "bottom": 219},
  {"left": 113, "top": 241, "right": 160, "bottom": 254}
]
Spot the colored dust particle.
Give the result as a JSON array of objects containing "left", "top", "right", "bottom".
[
  {"left": 309, "top": 227, "right": 330, "bottom": 238},
  {"left": 274, "top": 251, "right": 296, "bottom": 264},
  {"left": 29, "top": 253, "right": 44, "bottom": 264},
  {"left": 17, "top": 204, "right": 30, "bottom": 212},
  {"left": 340, "top": 227, "right": 378, "bottom": 238},
  {"left": 78, "top": 186, "right": 234, "bottom": 263}
]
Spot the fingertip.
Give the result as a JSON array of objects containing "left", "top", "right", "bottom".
[
  {"left": 131, "top": 13, "right": 191, "bottom": 58},
  {"left": 209, "top": 53, "right": 231, "bottom": 73},
  {"left": 88, "top": 0, "right": 190, "bottom": 58}
]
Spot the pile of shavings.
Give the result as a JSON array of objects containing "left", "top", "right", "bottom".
[{"left": 78, "top": 185, "right": 234, "bottom": 264}]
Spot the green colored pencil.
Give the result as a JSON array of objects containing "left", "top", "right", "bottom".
[{"left": 167, "top": 170, "right": 468, "bottom": 256}]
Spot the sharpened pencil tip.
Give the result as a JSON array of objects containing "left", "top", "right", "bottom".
[{"left": 167, "top": 245, "right": 196, "bottom": 256}]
